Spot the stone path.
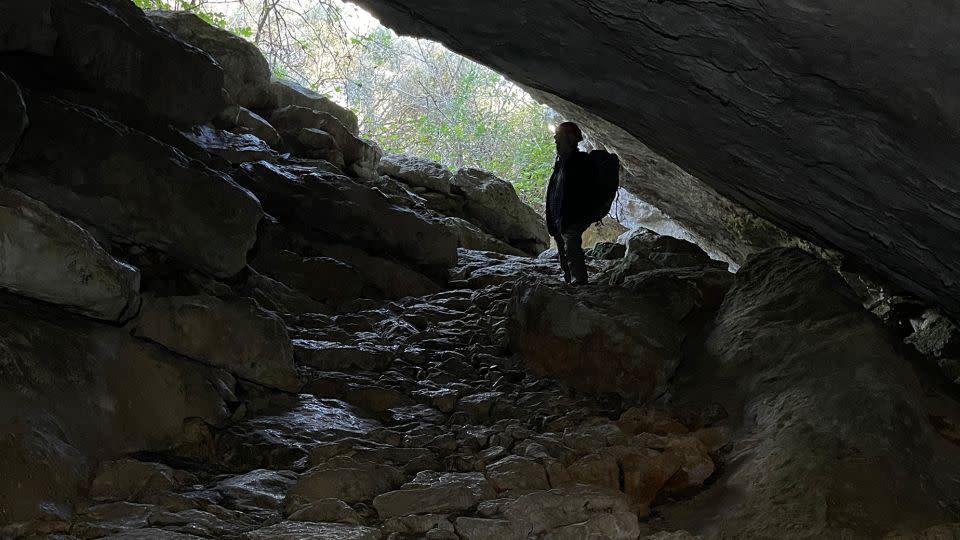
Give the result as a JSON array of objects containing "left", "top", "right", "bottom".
[{"left": 48, "top": 250, "right": 717, "bottom": 540}]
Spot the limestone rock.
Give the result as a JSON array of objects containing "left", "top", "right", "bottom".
[
  {"left": 587, "top": 241, "right": 626, "bottom": 260},
  {"left": 499, "top": 485, "right": 636, "bottom": 537},
  {"left": 147, "top": 11, "right": 272, "bottom": 109},
  {"left": 216, "top": 470, "right": 297, "bottom": 511},
  {"left": 239, "top": 268, "right": 329, "bottom": 315},
  {"left": 379, "top": 153, "right": 452, "bottom": 194},
  {"left": 7, "top": 95, "right": 263, "bottom": 277},
  {"left": 287, "top": 457, "right": 405, "bottom": 506},
  {"left": 0, "top": 71, "right": 26, "bottom": 165},
  {"left": 0, "top": 297, "right": 228, "bottom": 525},
  {"left": 134, "top": 295, "right": 300, "bottom": 392},
  {"left": 269, "top": 77, "right": 360, "bottom": 136},
  {"left": 292, "top": 340, "right": 393, "bottom": 372},
  {"left": 484, "top": 455, "right": 550, "bottom": 493},
  {"left": 382, "top": 514, "right": 456, "bottom": 536},
  {"left": 542, "top": 513, "right": 642, "bottom": 540},
  {"left": 319, "top": 243, "right": 444, "bottom": 300},
  {"left": 442, "top": 217, "right": 528, "bottom": 256},
  {"left": 243, "top": 521, "right": 382, "bottom": 540},
  {"left": 905, "top": 309, "right": 960, "bottom": 384},
  {"left": 236, "top": 161, "right": 457, "bottom": 273},
  {"left": 180, "top": 125, "right": 275, "bottom": 164},
  {"left": 608, "top": 229, "right": 716, "bottom": 286},
  {"left": 217, "top": 105, "right": 282, "bottom": 149},
  {"left": 567, "top": 454, "right": 620, "bottom": 491},
  {"left": 581, "top": 219, "right": 629, "bottom": 250},
  {"left": 455, "top": 517, "right": 518, "bottom": 540},
  {"left": 690, "top": 248, "right": 960, "bottom": 536},
  {"left": 288, "top": 498, "right": 360, "bottom": 524},
  {"left": 0, "top": 188, "right": 140, "bottom": 322},
  {"left": 89, "top": 460, "right": 192, "bottom": 503},
  {"left": 252, "top": 248, "right": 362, "bottom": 307},
  {"left": 509, "top": 279, "right": 683, "bottom": 400},
  {"left": 100, "top": 529, "right": 204, "bottom": 540},
  {"left": 451, "top": 167, "right": 548, "bottom": 255},
  {"left": 0, "top": 0, "right": 223, "bottom": 124},
  {"left": 373, "top": 472, "right": 495, "bottom": 518},
  {"left": 269, "top": 106, "right": 381, "bottom": 179}
]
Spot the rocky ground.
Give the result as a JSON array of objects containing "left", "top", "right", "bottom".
[{"left": 3, "top": 3, "right": 960, "bottom": 539}]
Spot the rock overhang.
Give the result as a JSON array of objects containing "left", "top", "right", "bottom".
[{"left": 350, "top": 0, "right": 960, "bottom": 317}]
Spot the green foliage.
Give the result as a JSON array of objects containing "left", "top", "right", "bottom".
[
  {"left": 347, "top": 38, "right": 556, "bottom": 210},
  {"left": 132, "top": 0, "right": 253, "bottom": 39}
]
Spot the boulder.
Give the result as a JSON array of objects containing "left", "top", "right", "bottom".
[
  {"left": 608, "top": 229, "right": 717, "bottom": 284},
  {"left": 243, "top": 521, "right": 382, "bottom": 540},
  {"left": 180, "top": 125, "right": 275, "bottom": 164},
  {"left": 288, "top": 499, "right": 360, "bottom": 524},
  {"left": 498, "top": 485, "right": 638, "bottom": 537},
  {"left": 319, "top": 243, "right": 444, "bottom": 300},
  {"left": 484, "top": 455, "right": 550, "bottom": 492},
  {"left": 442, "top": 217, "right": 528, "bottom": 256},
  {"left": 587, "top": 241, "right": 626, "bottom": 260},
  {"left": 236, "top": 161, "right": 457, "bottom": 274},
  {"left": 7, "top": 95, "right": 263, "bottom": 277},
  {"left": 134, "top": 294, "right": 300, "bottom": 392},
  {"left": 905, "top": 309, "right": 960, "bottom": 384},
  {"left": 0, "top": 71, "right": 26, "bottom": 165},
  {"left": 373, "top": 472, "right": 495, "bottom": 519},
  {"left": 581, "top": 219, "right": 629, "bottom": 249},
  {"left": 252, "top": 248, "right": 363, "bottom": 307},
  {"left": 269, "top": 77, "right": 360, "bottom": 136},
  {"left": 216, "top": 470, "right": 297, "bottom": 511},
  {"left": 146, "top": 11, "right": 272, "bottom": 109},
  {"left": 542, "top": 513, "right": 643, "bottom": 540},
  {"left": 379, "top": 153, "right": 452, "bottom": 194},
  {"left": 455, "top": 517, "right": 518, "bottom": 540},
  {"left": 292, "top": 340, "right": 393, "bottom": 372},
  {"left": 239, "top": 268, "right": 329, "bottom": 316},
  {"left": 677, "top": 248, "right": 960, "bottom": 537},
  {"left": 451, "top": 167, "right": 548, "bottom": 255},
  {"left": 216, "top": 105, "right": 282, "bottom": 149},
  {"left": 89, "top": 460, "right": 193, "bottom": 503},
  {"left": 269, "top": 106, "right": 380, "bottom": 179},
  {"left": 286, "top": 457, "right": 405, "bottom": 506},
  {"left": 0, "top": 188, "right": 140, "bottom": 322},
  {"left": 0, "top": 0, "right": 223, "bottom": 125},
  {"left": 0, "top": 295, "right": 229, "bottom": 525},
  {"left": 509, "top": 279, "right": 683, "bottom": 400}
]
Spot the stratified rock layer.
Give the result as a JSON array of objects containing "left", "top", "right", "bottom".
[
  {"left": 134, "top": 295, "right": 301, "bottom": 392},
  {"left": 147, "top": 10, "right": 272, "bottom": 110},
  {"left": 7, "top": 95, "right": 263, "bottom": 277},
  {"left": 0, "top": 295, "right": 229, "bottom": 526},
  {"left": 661, "top": 248, "right": 960, "bottom": 537},
  {"left": 352, "top": 0, "right": 960, "bottom": 317},
  {"left": 0, "top": 0, "right": 223, "bottom": 125},
  {"left": 0, "top": 188, "right": 140, "bottom": 322}
]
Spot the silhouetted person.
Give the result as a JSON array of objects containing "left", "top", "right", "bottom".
[{"left": 545, "top": 121, "right": 593, "bottom": 285}]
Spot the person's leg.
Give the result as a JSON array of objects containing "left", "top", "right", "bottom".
[
  {"left": 553, "top": 233, "right": 571, "bottom": 284},
  {"left": 562, "top": 228, "right": 588, "bottom": 284}
]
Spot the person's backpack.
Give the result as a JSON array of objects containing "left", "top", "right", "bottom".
[{"left": 585, "top": 149, "right": 621, "bottom": 224}]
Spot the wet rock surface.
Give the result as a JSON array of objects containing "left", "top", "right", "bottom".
[
  {"left": 6, "top": 95, "right": 263, "bottom": 278},
  {"left": 0, "top": 0, "right": 224, "bottom": 125}
]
